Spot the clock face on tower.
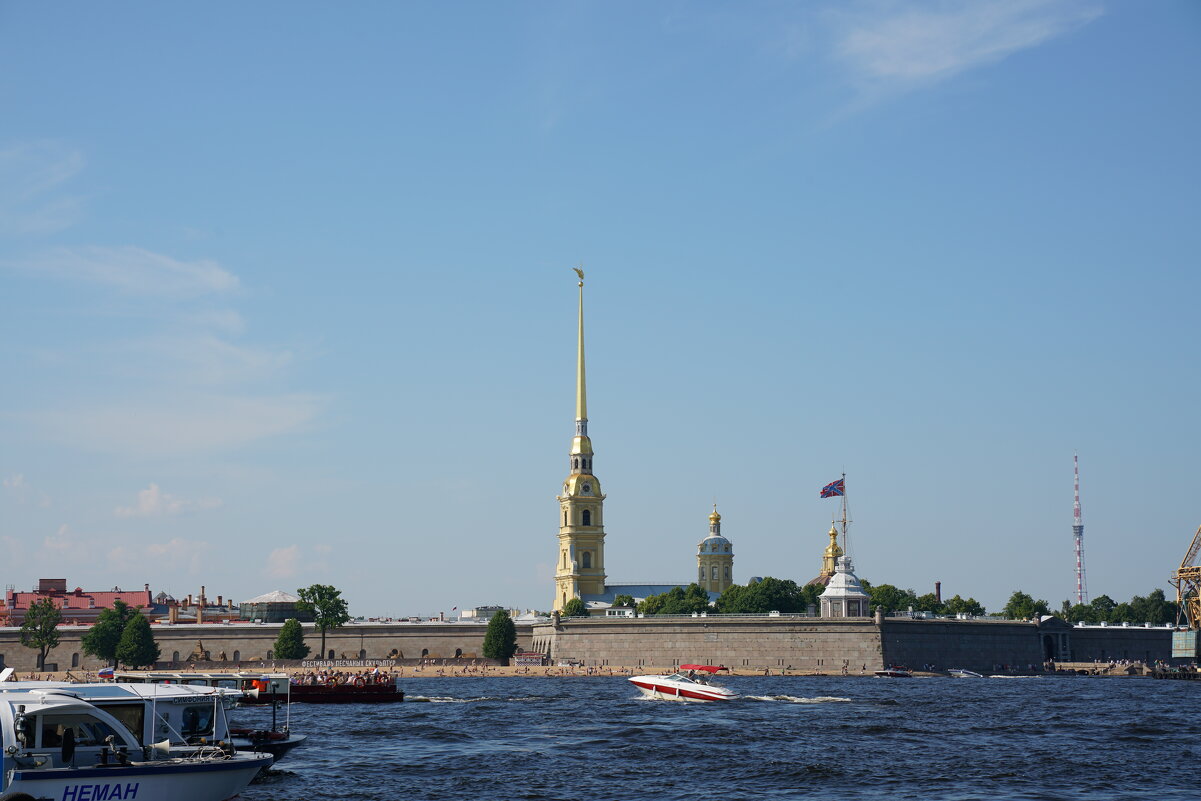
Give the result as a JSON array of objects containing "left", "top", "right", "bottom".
[{"left": 582, "top": 483, "right": 592, "bottom": 494}]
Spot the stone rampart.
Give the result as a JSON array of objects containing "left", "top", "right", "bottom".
[
  {"left": 532, "top": 616, "right": 1173, "bottom": 674},
  {"left": 532, "top": 616, "right": 885, "bottom": 672},
  {"left": 1065, "top": 625, "right": 1171, "bottom": 663},
  {"left": 879, "top": 618, "right": 1043, "bottom": 671},
  {"left": 0, "top": 622, "right": 534, "bottom": 672}
]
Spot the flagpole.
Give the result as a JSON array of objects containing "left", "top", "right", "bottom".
[{"left": 840, "top": 472, "right": 850, "bottom": 557}]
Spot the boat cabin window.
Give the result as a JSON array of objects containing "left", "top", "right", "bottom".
[
  {"left": 102, "top": 704, "right": 146, "bottom": 744},
  {"left": 214, "top": 679, "right": 238, "bottom": 689},
  {"left": 185, "top": 679, "right": 209, "bottom": 686},
  {"left": 181, "top": 705, "right": 215, "bottom": 737},
  {"left": 38, "top": 714, "right": 123, "bottom": 748}
]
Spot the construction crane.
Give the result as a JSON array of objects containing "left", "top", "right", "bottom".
[{"left": 1170, "top": 524, "right": 1201, "bottom": 628}]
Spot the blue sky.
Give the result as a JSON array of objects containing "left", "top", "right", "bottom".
[{"left": 1, "top": 1, "right": 1198, "bottom": 616}]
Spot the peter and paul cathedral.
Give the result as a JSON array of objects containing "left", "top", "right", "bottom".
[
  {"left": 552, "top": 270, "right": 748, "bottom": 612},
  {"left": 554, "top": 268, "right": 608, "bottom": 612}
]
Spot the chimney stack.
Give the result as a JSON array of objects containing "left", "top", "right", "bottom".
[{"left": 935, "top": 581, "right": 942, "bottom": 603}]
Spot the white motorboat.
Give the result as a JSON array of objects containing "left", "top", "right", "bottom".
[
  {"left": 948, "top": 668, "right": 984, "bottom": 678},
  {"left": 874, "top": 667, "right": 913, "bottom": 678},
  {"left": 0, "top": 688, "right": 271, "bottom": 801},
  {"left": 629, "top": 665, "right": 737, "bottom": 702}
]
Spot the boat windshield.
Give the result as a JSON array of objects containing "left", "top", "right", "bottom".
[{"left": 669, "top": 672, "right": 708, "bottom": 684}]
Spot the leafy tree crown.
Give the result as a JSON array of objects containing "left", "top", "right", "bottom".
[{"left": 482, "top": 610, "right": 518, "bottom": 661}]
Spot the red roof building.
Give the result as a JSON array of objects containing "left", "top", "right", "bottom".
[{"left": 2, "top": 579, "right": 154, "bottom": 626}]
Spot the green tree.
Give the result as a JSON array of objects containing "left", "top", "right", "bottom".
[
  {"left": 716, "top": 577, "right": 806, "bottom": 614},
  {"left": 1064, "top": 602, "right": 1095, "bottom": 623},
  {"left": 20, "top": 598, "right": 62, "bottom": 671},
  {"left": 81, "top": 600, "right": 139, "bottom": 667},
  {"left": 612, "top": 594, "right": 636, "bottom": 608},
  {"left": 273, "top": 618, "right": 311, "bottom": 660},
  {"left": 297, "top": 584, "right": 351, "bottom": 660},
  {"left": 943, "top": 595, "right": 985, "bottom": 616},
  {"left": 482, "top": 610, "right": 518, "bottom": 661},
  {"left": 115, "top": 613, "right": 160, "bottom": 668},
  {"left": 913, "top": 593, "right": 945, "bottom": 614},
  {"left": 865, "top": 584, "right": 917, "bottom": 615},
  {"left": 1088, "top": 594, "right": 1117, "bottom": 623},
  {"left": 1003, "top": 591, "right": 1050, "bottom": 620},
  {"left": 799, "top": 583, "right": 823, "bottom": 612},
  {"left": 1129, "top": 589, "right": 1176, "bottom": 625},
  {"left": 562, "top": 598, "right": 589, "bottom": 617},
  {"left": 636, "top": 584, "right": 713, "bottom": 616}
]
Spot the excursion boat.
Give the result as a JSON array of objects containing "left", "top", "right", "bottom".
[
  {"left": 283, "top": 682, "right": 404, "bottom": 704},
  {"left": 113, "top": 670, "right": 403, "bottom": 705},
  {"left": 108, "top": 670, "right": 308, "bottom": 763},
  {"left": 0, "top": 688, "right": 271, "bottom": 801},
  {"left": 874, "top": 667, "right": 913, "bottom": 678},
  {"left": 629, "top": 665, "right": 737, "bottom": 702}
]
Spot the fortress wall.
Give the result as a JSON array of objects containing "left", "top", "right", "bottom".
[
  {"left": 0, "top": 623, "right": 535, "bottom": 672},
  {"left": 878, "top": 618, "right": 1044, "bottom": 672},
  {"left": 1067, "top": 626, "right": 1171, "bottom": 663},
  {"left": 532, "top": 617, "right": 886, "bottom": 672}
]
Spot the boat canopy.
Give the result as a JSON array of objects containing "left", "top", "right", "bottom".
[{"left": 679, "top": 665, "right": 728, "bottom": 673}]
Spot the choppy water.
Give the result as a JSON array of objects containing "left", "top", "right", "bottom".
[{"left": 235, "top": 676, "right": 1200, "bottom": 801}]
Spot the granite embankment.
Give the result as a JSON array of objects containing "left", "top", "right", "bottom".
[{"left": 0, "top": 614, "right": 1175, "bottom": 673}]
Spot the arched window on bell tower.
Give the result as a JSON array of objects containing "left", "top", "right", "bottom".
[
  {"left": 582, "top": 509, "right": 591, "bottom": 526},
  {"left": 582, "top": 551, "right": 592, "bottom": 569}
]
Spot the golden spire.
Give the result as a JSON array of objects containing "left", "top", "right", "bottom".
[{"left": 574, "top": 267, "right": 586, "bottom": 422}]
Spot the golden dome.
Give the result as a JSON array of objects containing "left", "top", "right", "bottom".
[
  {"left": 709, "top": 505, "right": 721, "bottom": 524},
  {"left": 570, "top": 435, "right": 594, "bottom": 456},
  {"left": 824, "top": 525, "right": 843, "bottom": 558}
]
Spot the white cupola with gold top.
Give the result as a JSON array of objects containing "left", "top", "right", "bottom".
[
  {"left": 554, "top": 268, "right": 607, "bottom": 612},
  {"left": 696, "top": 505, "right": 734, "bottom": 594}
]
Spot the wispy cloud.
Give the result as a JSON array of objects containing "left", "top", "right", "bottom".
[
  {"left": 4, "top": 245, "right": 239, "bottom": 297},
  {"left": 0, "top": 141, "right": 86, "bottom": 235},
  {"left": 44, "top": 523, "right": 75, "bottom": 554},
  {"left": 2, "top": 473, "right": 51, "bottom": 507},
  {"left": 831, "top": 0, "right": 1102, "bottom": 90},
  {"left": 123, "top": 334, "right": 295, "bottom": 388},
  {"left": 109, "top": 537, "right": 212, "bottom": 574},
  {"left": 115, "top": 483, "right": 222, "bottom": 518},
  {"left": 29, "top": 393, "right": 326, "bottom": 457},
  {"left": 266, "top": 545, "right": 301, "bottom": 579}
]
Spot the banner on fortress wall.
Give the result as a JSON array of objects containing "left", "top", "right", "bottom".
[
  {"left": 1172, "top": 630, "right": 1198, "bottom": 659},
  {"left": 301, "top": 660, "right": 403, "bottom": 668}
]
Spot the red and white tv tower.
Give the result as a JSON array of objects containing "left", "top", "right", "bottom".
[{"left": 1073, "top": 452, "right": 1089, "bottom": 605}]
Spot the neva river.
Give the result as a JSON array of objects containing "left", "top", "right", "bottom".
[{"left": 235, "top": 675, "right": 1197, "bottom": 801}]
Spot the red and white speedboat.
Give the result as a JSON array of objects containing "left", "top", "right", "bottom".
[{"left": 629, "top": 665, "right": 736, "bottom": 702}]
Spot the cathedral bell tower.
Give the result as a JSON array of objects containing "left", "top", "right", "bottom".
[
  {"left": 554, "top": 269, "right": 607, "bottom": 612},
  {"left": 697, "top": 505, "right": 734, "bottom": 594}
]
